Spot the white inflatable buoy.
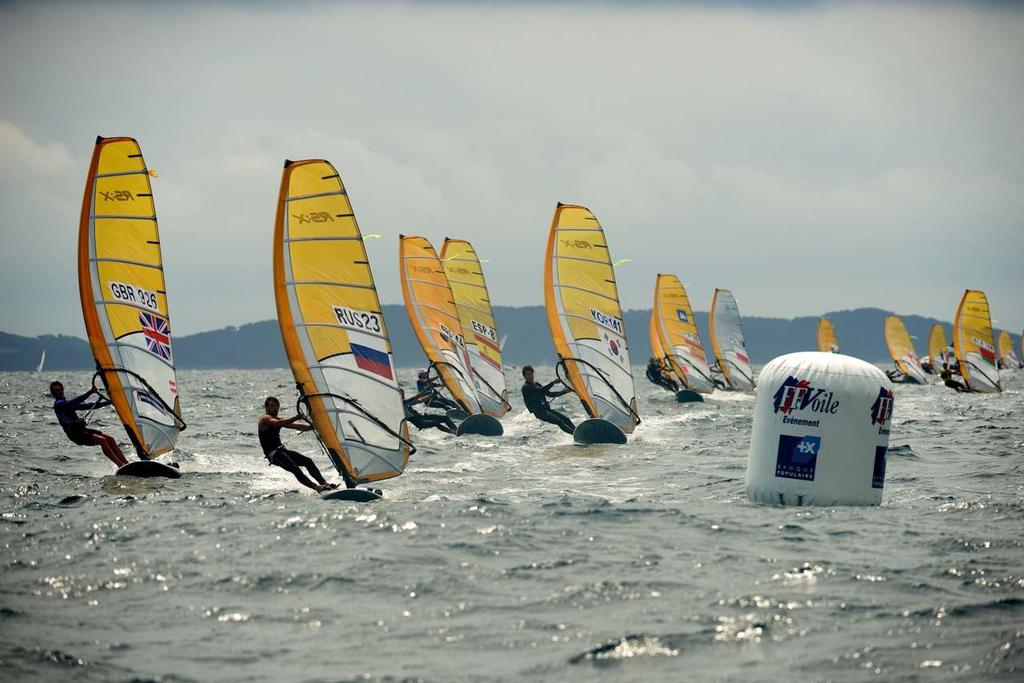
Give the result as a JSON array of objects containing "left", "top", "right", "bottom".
[{"left": 746, "top": 352, "right": 893, "bottom": 506}]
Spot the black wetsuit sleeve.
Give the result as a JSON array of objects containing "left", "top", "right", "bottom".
[
  {"left": 68, "top": 391, "right": 94, "bottom": 409},
  {"left": 541, "top": 380, "right": 567, "bottom": 398}
]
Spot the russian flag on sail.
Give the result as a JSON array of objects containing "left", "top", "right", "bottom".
[{"left": 352, "top": 341, "right": 393, "bottom": 380}]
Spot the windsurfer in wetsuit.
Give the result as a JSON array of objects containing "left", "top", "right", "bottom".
[
  {"left": 50, "top": 381, "right": 128, "bottom": 467},
  {"left": 402, "top": 389, "right": 457, "bottom": 434},
  {"left": 416, "top": 369, "right": 461, "bottom": 413},
  {"left": 258, "top": 396, "right": 336, "bottom": 492},
  {"left": 885, "top": 366, "right": 905, "bottom": 383},
  {"left": 940, "top": 363, "right": 968, "bottom": 393},
  {"left": 521, "top": 365, "right": 575, "bottom": 435},
  {"left": 645, "top": 356, "right": 679, "bottom": 393}
]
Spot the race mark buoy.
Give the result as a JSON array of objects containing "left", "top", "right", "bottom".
[{"left": 746, "top": 352, "right": 893, "bottom": 506}]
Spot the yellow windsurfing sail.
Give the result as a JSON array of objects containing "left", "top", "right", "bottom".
[
  {"left": 273, "top": 159, "right": 412, "bottom": 485},
  {"left": 543, "top": 203, "right": 639, "bottom": 434},
  {"left": 399, "top": 235, "right": 481, "bottom": 415},
  {"left": 817, "top": 317, "right": 839, "bottom": 353},
  {"left": 953, "top": 290, "right": 1000, "bottom": 392},
  {"left": 709, "top": 288, "right": 755, "bottom": 389},
  {"left": 651, "top": 274, "right": 714, "bottom": 393},
  {"left": 997, "top": 330, "right": 1019, "bottom": 368},
  {"left": 78, "top": 136, "right": 184, "bottom": 458},
  {"left": 884, "top": 315, "right": 928, "bottom": 383},
  {"left": 928, "top": 323, "right": 951, "bottom": 370},
  {"left": 440, "top": 238, "right": 509, "bottom": 416}
]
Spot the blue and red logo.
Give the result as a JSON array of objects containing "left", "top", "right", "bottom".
[
  {"left": 772, "top": 376, "right": 839, "bottom": 416},
  {"left": 870, "top": 387, "right": 893, "bottom": 427},
  {"left": 140, "top": 312, "right": 172, "bottom": 362}
]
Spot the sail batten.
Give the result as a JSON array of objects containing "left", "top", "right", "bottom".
[
  {"left": 78, "top": 136, "right": 183, "bottom": 459},
  {"left": 273, "top": 159, "right": 411, "bottom": 485},
  {"left": 884, "top": 315, "right": 928, "bottom": 384},
  {"left": 400, "top": 236, "right": 482, "bottom": 415},
  {"left": 709, "top": 289, "right": 755, "bottom": 390},
  {"left": 440, "top": 238, "right": 509, "bottom": 416},
  {"left": 953, "top": 289, "right": 1001, "bottom": 393},
  {"left": 651, "top": 274, "right": 714, "bottom": 393},
  {"left": 544, "top": 204, "right": 639, "bottom": 434}
]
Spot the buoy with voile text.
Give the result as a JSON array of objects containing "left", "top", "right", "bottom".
[{"left": 746, "top": 352, "right": 893, "bottom": 506}]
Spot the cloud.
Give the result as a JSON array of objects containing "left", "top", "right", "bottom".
[
  {"left": 0, "top": 119, "right": 74, "bottom": 175},
  {"left": 0, "top": 1, "right": 1022, "bottom": 337}
]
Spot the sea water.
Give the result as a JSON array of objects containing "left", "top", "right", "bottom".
[{"left": 1, "top": 367, "right": 1021, "bottom": 681}]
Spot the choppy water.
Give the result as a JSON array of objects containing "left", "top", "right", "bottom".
[{"left": 1, "top": 366, "right": 1022, "bottom": 681}]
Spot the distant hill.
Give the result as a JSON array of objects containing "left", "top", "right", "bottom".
[{"left": 2, "top": 306, "right": 1015, "bottom": 372}]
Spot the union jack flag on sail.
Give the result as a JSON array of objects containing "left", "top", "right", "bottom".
[{"left": 140, "top": 312, "right": 173, "bottom": 362}]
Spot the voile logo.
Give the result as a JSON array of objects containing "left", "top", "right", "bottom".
[{"left": 771, "top": 376, "right": 839, "bottom": 416}]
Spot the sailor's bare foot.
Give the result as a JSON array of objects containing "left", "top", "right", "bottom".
[
  {"left": 325, "top": 482, "right": 339, "bottom": 490},
  {"left": 314, "top": 484, "right": 331, "bottom": 493}
]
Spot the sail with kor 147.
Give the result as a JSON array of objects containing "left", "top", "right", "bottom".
[{"left": 544, "top": 203, "right": 640, "bottom": 438}]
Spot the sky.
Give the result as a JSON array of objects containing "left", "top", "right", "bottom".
[{"left": 1, "top": 0, "right": 1022, "bottom": 338}]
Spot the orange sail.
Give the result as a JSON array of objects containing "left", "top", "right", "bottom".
[
  {"left": 78, "top": 136, "right": 184, "bottom": 458},
  {"left": 273, "top": 159, "right": 412, "bottom": 484},
  {"left": 543, "top": 203, "right": 639, "bottom": 434}
]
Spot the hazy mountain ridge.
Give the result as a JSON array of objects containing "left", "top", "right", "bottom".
[{"left": 5, "top": 306, "right": 1010, "bottom": 373}]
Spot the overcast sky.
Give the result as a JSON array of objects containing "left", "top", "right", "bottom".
[{"left": 1, "top": 0, "right": 1022, "bottom": 339}]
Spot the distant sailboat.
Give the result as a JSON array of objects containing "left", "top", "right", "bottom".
[
  {"left": 650, "top": 273, "right": 715, "bottom": 396},
  {"left": 997, "top": 330, "right": 1019, "bottom": 369},
  {"left": 709, "top": 289, "right": 755, "bottom": 390},
  {"left": 817, "top": 317, "right": 840, "bottom": 354},
  {"left": 926, "top": 323, "right": 952, "bottom": 373},
  {"left": 399, "top": 235, "right": 503, "bottom": 436},
  {"left": 953, "top": 289, "right": 1001, "bottom": 393},
  {"left": 35, "top": 350, "right": 45, "bottom": 373},
  {"left": 884, "top": 315, "right": 928, "bottom": 384},
  {"left": 440, "top": 238, "right": 510, "bottom": 417}
]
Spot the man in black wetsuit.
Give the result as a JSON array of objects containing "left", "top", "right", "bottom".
[
  {"left": 416, "top": 369, "right": 461, "bottom": 413},
  {"left": 402, "top": 390, "right": 457, "bottom": 434},
  {"left": 50, "top": 381, "right": 128, "bottom": 467},
  {"left": 645, "top": 356, "right": 679, "bottom": 392},
  {"left": 258, "top": 396, "right": 336, "bottom": 492},
  {"left": 521, "top": 365, "right": 575, "bottom": 435},
  {"left": 940, "top": 363, "right": 968, "bottom": 393}
]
